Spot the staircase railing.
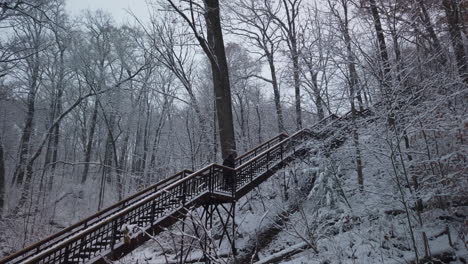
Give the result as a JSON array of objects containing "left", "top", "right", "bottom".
[
  {"left": 0, "top": 169, "right": 193, "bottom": 264},
  {"left": 234, "top": 128, "right": 312, "bottom": 197},
  {"left": 236, "top": 133, "right": 288, "bottom": 166}
]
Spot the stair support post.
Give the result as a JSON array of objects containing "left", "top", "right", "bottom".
[
  {"left": 150, "top": 200, "right": 156, "bottom": 226},
  {"left": 280, "top": 142, "right": 283, "bottom": 161},
  {"left": 208, "top": 166, "right": 213, "bottom": 193},
  {"left": 231, "top": 201, "right": 237, "bottom": 258},
  {"left": 267, "top": 151, "right": 270, "bottom": 171},
  {"left": 64, "top": 243, "right": 71, "bottom": 263},
  {"left": 250, "top": 161, "right": 253, "bottom": 183},
  {"left": 232, "top": 169, "right": 236, "bottom": 197},
  {"left": 178, "top": 178, "right": 188, "bottom": 264},
  {"left": 204, "top": 204, "right": 213, "bottom": 264},
  {"left": 111, "top": 218, "right": 118, "bottom": 252}
]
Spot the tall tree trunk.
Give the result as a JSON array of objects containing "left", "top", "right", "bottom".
[
  {"left": 12, "top": 64, "right": 39, "bottom": 186},
  {"left": 41, "top": 70, "right": 63, "bottom": 192},
  {"left": 291, "top": 41, "right": 302, "bottom": 130},
  {"left": 185, "top": 86, "right": 209, "bottom": 155},
  {"left": 141, "top": 103, "right": 151, "bottom": 185},
  {"left": 303, "top": 56, "right": 326, "bottom": 120},
  {"left": 266, "top": 53, "right": 286, "bottom": 133},
  {"left": 418, "top": 0, "right": 446, "bottom": 64},
  {"left": 277, "top": 0, "right": 303, "bottom": 130},
  {"left": 390, "top": 28, "right": 404, "bottom": 82},
  {"left": 205, "top": 0, "right": 237, "bottom": 158},
  {"left": 343, "top": 3, "right": 362, "bottom": 112},
  {"left": 311, "top": 72, "right": 325, "bottom": 120},
  {"left": 148, "top": 98, "right": 169, "bottom": 184},
  {"left": 117, "top": 130, "right": 130, "bottom": 200},
  {"left": 342, "top": 0, "right": 364, "bottom": 189},
  {"left": 103, "top": 115, "right": 115, "bottom": 184},
  {"left": 48, "top": 51, "right": 65, "bottom": 191},
  {"left": 132, "top": 103, "right": 145, "bottom": 187},
  {"left": 442, "top": 0, "right": 468, "bottom": 84},
  {"left": 48, "top": 107, "right": 61, "bottom": 191},
  {"left": 38, "top": 101, "right": 55, "bottom": 192},
  {"left": 255, "top": 100, "right": 262, "bottom": 144},
  {"left": 213, "top": 98, "right": 218, "bottom": 161},
  {"left": 235, "top": 94, "right": 248, "bottom": 152},
  {"left": 368, "top": 0, "right": 391, "bottom": 96},
  {"left": 348, "top": 63, "right": 364, "bottom": 190},
  {"left": 81, "top": 100, "right": 99, "bottom": 184},
  {"left": 131, "top": 111, "right": 143, "bottom": 176}
]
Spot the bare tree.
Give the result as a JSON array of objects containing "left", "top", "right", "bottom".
[
  {"left": 362, "top": 0, "right": 392, "bottom": 98},
  {"left": 327, "top": 0, "right": 364, "bottom": 189},
  {"left": 75, "top": 11, "right": 115, "bottom": 185},
  {"left": 299, "top": 6, "right": 336, "bottom": 120},
  {"left": 10, "top": 5, "right": 48, "bottom": 186},
  {"left": 416, "top": 0, "right": 446, "bottom": 64},
  {"left": 165, "top": 0, "right": 237, "bottom": 158},
  {"left": 226, "top": 43, "right": 261, "bottom": 152},
  {"left": 136, "top": 12, "right": 212, "bottom": 163},
  {"left": 266, "top": 0, "right": 304, "bottom": 130},
  {"left": 39, "top": 0, "right": 70, "bottom": 192},
  {"left": 227, "top": 0, "right": 286, "bottom": 133}
]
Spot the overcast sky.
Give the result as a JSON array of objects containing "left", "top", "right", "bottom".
[{"left": 66, "top": 0, "right": 150, "bottom": 23}]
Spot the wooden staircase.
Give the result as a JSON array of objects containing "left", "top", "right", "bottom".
[{"left": 0, "top": 110, "right": 370, "bottom": 264}]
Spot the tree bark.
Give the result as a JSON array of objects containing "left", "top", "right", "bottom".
[
  {"left": 148, "top": 97, "right": 170, "bottom": 184},
  {"left": 311, "top": 72, "right": 325, "bottom": 120},
  {"left": 302, "top": 53, "right": 327, "bottom": 120},
  {"left": 48, "top": 51, "right": 65, "bottom": 191},
  {"left": 117, "top": 130, "right": 130, "bottom": 200},
  {"left": 81, "top": 100, "right": 99, "bottom": 184},
  {"left": 12, "top": 58, "right": 39, "bottom": 186},
  {"left": 368, "top": 0, "right": 391, "bottom": 96},
  {"left": 279, "top": 0, "right": 302, "bottom": 129},
  {"left": 291, "top": 41, "right": 302, "bottom": 130},
  {"left": 343, "top": 1, "right": 362, "bottom": 112},
  {"left": 205, "top": 0, "right": 237, "bottom": 158},
  {"left": 336, "top": 0, "right": 364, "bottom": 189},
  {"left": 266, "top": 53, "right": 285, "bottom": 133},
  {"left": 417, "top": 0, "right": 445, "bottom": 63}
]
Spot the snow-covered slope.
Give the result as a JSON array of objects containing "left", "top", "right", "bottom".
[{"left": 118, "top": 113, "right": 468, "bottom": 264}]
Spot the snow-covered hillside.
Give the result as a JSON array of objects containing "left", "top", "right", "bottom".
[{"left": 119, "top": 111, "right": 468, "bottom": 264}]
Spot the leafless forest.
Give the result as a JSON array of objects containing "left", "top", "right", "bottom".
[{"left": 0, "top": 0, "right": 467, "bottom": 263}]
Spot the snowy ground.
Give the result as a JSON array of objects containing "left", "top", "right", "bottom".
[{"left": 257, "top": 127, "right": 468, "bottom": 264}]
